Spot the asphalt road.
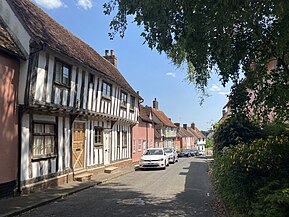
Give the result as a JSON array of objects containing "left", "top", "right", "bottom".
[{"left": 20, "top": 157, "right": 215, "bottom": 217}]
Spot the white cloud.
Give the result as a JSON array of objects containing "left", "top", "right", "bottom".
[
  {"left": 166, "top": 72, "right": 176, "bottom": 78},
  {"left": 209, "top": 84, "right": 221, "bottom": 92},
  {"left": 77, "top": 0, "right": 93, "bottom": 10},
  {"left": 34, "top": 0, "right": 64, "bottom": 9},
  {"left": 218, "top": 91, "right": 230, "bottom": 96}
]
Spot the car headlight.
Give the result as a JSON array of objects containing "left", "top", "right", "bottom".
[{"left": 159, "top": 158, "right": 164, "bottom": 161}]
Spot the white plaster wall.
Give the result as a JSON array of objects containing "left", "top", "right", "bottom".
[{"left": 20, "top": 114, "right": 30, "bottom": 181}]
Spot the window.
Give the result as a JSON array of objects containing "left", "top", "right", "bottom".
[
  {"left": 102, "top": 82, "right": 112, "bottom": 98},
  {"left": 54, "top": 60, "right": 71, "bottom": 86},
  {"left": 130, "top": 96, "right": 135, "bottom": 110},
  {"left": 122, "top": 131, "right": 127, "bottom": 148},
  {"left": 33, "top": 123, "right": 55, "bottom": 157},
  {"left": 117, "top": 131, "right": 121, "bottom": 147},
  {"left": 94, "top": 127, "right": 103, "bottom": 148},
  {"left": 133, "top": 139, "right": 136, "bottom": 152},
  {"left": 120, "top": 92, "right": 127, "bottom": 107},
  {"left": 138, "top": 139, "right": 142, "bottom": 151},
  {"left": 143, "top": 140, "right": 147, "bottom": 151}
]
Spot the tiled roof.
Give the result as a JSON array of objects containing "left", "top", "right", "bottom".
[
  {"left": 187, "top": 127, "right": 205, "bottom": 139},
  {"left": 139, "top": 105, "right": 153, "bottom": 123},
  {"left": 8, "top": 0, "right": 138, "bottom": 97},
  {"left": 152, "top": 108, "right": 176, "bottom": 128},
  {"left": 178, "top": 127, "right": 191, "bottom": 137},
  {"left": 0, "top": 18, "right": 25, "bottom": 58}
]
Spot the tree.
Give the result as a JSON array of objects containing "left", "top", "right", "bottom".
[{"left": 104, "top": 0, "right": 289, "bottom": 122}]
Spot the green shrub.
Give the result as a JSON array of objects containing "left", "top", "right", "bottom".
[
  {"left": 213, "top": 114, "right": 264, "bottom": 152},
  {"left": 213, "top": 135, "right": 289, "bottom": 216}
]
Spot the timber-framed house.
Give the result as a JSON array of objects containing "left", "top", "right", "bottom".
[{"left": 1, "top": 0, "right": 140, "bottom": 192}]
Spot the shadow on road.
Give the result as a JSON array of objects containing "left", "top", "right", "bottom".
[{"left": 21, "top": 160, "right": 214, "bottom": 217}]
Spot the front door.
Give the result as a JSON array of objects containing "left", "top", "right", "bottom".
[
  {"left": 72, "top": 122, "right": 85, "bottom": 170},
  {"left": 103, "top": 129, "right": 111, "bottom": 165}
]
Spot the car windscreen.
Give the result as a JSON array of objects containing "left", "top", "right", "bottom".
[
  {"left": 163, "top": 148, "right": 172, "bottom": 153},
  {"left": 145, "top": 149, "right": 164, "bottom": 155}
]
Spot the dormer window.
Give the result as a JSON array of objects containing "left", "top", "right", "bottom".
[
  {"left": 120, "top": 92, "right": 127, "bottom": 108},
  {"left": 102, "top": 81, "right": 112, "bottom": 98},
  {"left": 54, "top": 59, "right": 71, "bottom": 86}
]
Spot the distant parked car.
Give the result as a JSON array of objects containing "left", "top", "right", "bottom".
[
  {"left": 139, "top": 148, "right": 169, "bottom": 170},
  {"left": 178, "top": 149, "right": 192, "bottom": 157},
  {"left": 189, "top": 148, "right": 199, "bottom": 156},
  {"left": 198, "top": 149, "right": 205, "bottom": 155},
  {"left": 164, "top": 147, "right": 178, "bottom": 163}
]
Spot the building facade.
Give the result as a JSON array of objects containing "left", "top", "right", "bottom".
[
  {"left": 1, "top": 0, "right": 140, "bottom": 193},
  {"left": 0, "top": 18, "right": 25, "bottom": 198},
  {"left": 132, "top": 105, "right": 154, "bottom": 163}
]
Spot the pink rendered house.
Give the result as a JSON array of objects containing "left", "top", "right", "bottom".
[
  {"left": 0, "top": 19, "right": 25, "bottom": 198},
  {"left": 174, "top": 123, "right": 195, "bottom": 151},
  {"left": 132, "top": 105, "right": 155, "bottom": 163}
]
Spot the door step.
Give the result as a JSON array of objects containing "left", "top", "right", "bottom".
[
  {"left": 74, "top": 172, "right": 93, "bottom": 182},
  {"left": 104, "top": 166, "right": 118, "bottom": 174}
]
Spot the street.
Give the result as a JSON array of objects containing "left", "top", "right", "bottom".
[{"left": 20, "top": 157, "right": 214, "bottom": 217}]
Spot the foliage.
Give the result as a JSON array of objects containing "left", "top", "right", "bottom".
[
  {"left": 205, "top": 138, "right": 213, "bottom": 148},
  {"left": 104, "top": 0, "right": 289, "bottom": 122},
  {"left": 213, "top": 114, "right": 263, "bottom": 152},
  {"left": 213, "top": 135, "right": 289, "bottom": 216}
]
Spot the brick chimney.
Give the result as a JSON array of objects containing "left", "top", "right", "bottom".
[
  {"left": 104, "top": 49, "right": 117, "bottom": 66},
  {"left": 174, "top": 123, "right": 180, "bottom": 128},
  {"left": 191, "top": 122, "right": 195, "bottom": 130},
  {"left": 153, "top": 98, "right": 158, "bottom": 109},
  {"left": 183, "top": 124, "right": 187, "bottom": 130}
]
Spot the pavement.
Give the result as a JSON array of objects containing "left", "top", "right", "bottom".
[{"left": 0, "top": 166, "right": 136, "bottom": 217}]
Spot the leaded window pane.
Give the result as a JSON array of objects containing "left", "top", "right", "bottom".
[{"left": 33, "top": 136, "right": 44, "bottom": 156}]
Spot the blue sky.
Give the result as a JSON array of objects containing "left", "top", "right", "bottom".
[{"left": 32, "top": 0, "right": 231, "bottom": 130}]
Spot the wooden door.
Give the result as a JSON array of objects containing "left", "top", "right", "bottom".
[
  {"left": 103, "top": 129, "right": 111, "bottom": 165},
  {"left": 72, "top": 122, "right": 85, "bottom": 170}
]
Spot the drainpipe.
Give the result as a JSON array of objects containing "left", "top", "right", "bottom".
[
  {"left": 17, "top": 105, "right": 23, "bottom": 195},
  {"left": 146, "top": 123, "right": 149, "bottom": 149}
]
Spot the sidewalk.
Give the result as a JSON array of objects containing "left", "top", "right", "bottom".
[{"left": 0, "top": 166, "right": 136, "bottom": 217}]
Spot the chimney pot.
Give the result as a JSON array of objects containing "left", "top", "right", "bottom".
[
  {"left": 183, "top": 124, "right": 187, "bottom": 129},
  {"left": 153, "top": 98, "right": 158, "bottom": 109},
  {"left": 191, "top": 123, "right": 195, "bottom": 130},
  {"left": 174, "top": 123, "right": 180, "bottom": 128},
  {"left": 104, "top": 49, "right": 117, "bottom": 66}
]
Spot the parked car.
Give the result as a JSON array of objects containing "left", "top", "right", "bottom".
[
  {"left": 178, "top": 149, "right": 192, "bottom": 157},
  {"left": 198, "top": 149, "right": 205, "bottom": 155},
  {"left": 139, "top": 148, "right": 169, "bottom": 170},
  {"left": 189, "top": 148, "right": 199, "bottom": 156},
  {"left": 164, "top": 147, "right": 178, "bottom": 163}
]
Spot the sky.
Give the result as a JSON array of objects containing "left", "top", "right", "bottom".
[{"left": 32, "top": 0, "right": 231, "bottom": 130}]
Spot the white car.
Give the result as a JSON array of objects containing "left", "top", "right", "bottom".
[
  {"left": 164, "top": 147, "right": 178, "bottom": 163},
  {"left": 139, "top": 148, "right": 169, "bottom": 170}
]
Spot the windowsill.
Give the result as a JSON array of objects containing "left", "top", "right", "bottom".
[
  {"left": 120, "top": 105, "right": 127, "bottom": 109},
  {"left": 129, "top": 108, "right": 134, "bottom": 113},
  {"left": 54, "top": 81, "right": 70, "bottom": 89},
  {"left": 102, "top": 95, "right": 112, "bottom": 101},
  {"left": 32, "top": 155, "right": 57, "bottom": 162}
]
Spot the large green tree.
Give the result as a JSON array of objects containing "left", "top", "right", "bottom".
[{"left": 104, "top": 0, "right": 289, "bottom": 122}]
